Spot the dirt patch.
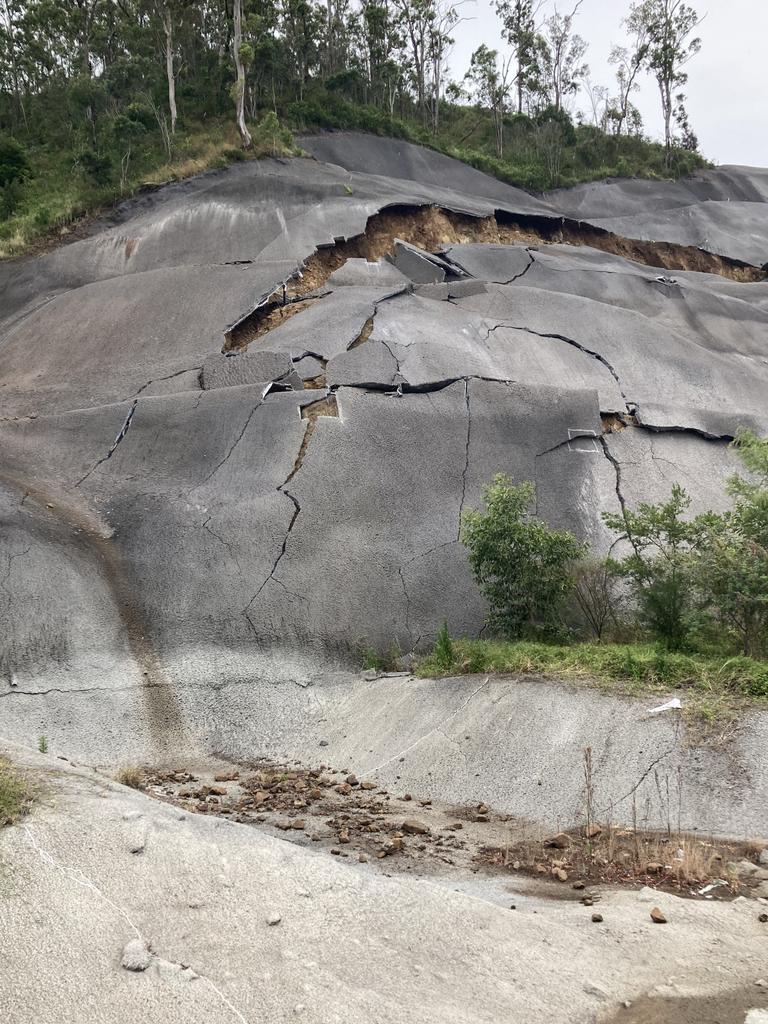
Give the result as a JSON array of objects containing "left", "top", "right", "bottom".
[
  {"left": 478, "top": 823, "right": 767, "bottom": 900},
  {"left": 601, "top": 412, "right": 638, "bottom": 434},
  {"left": 134, "top": 758, "right": 768, "bottom": 904},
  {"left": 283, "top": 395, "right": 338, "bottom": 484},
  {"left": 139, "top": 760, "right": 486, "bottom": 873},
  {"left": 227, "top": 295, "right": 321, "bottom": 351},
  {"left": 605, "top": 987, "right": 768, "bottom": 1024}
]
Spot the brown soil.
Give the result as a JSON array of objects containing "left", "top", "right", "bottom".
[
  {"left": 227, "top": 295, "right": 321, "bottom": 351},
  {"left": 601, "top": 412, "right": 639, "bottom": 434},
  {"left": 478, "top": 823, "right": 765, "bottom": 899},
  {"left": 605, "top": 987, "right": 768, "bottom": 1024},
  {"left": 135, "top": 758, "right": 767, "bottom": 902},
  {"left": 223, "top": 202, "right": 764, "bottom": 355},
  {"left": 284, "top": 395, "right": 339, "bottom": 484},
  {"left": 300, "top": 203, "right": 765, "bottom": 283},
  {"left": 348, "top": 315, "right": 375, "bottom": 349}
]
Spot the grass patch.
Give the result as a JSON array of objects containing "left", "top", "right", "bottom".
[
  {"left": 0, "top": 758, "right": 31, "bottom": 827},
  {"left": 0, "top": 116, "right": 296, "bottom": 261},
  {"left": 116, "top": 766, "right": 146, "bottom": 790},
  {"left": 415, "top": 639, "right": 768, "bottom": 721}
]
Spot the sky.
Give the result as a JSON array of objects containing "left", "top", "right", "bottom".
[{"left": 447, "top": 0, "right": 768, "bottom": 168}]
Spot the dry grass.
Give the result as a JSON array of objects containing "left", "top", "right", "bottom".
[
  {"left": 116, "top": 766, "right": 146, "bottom": 790},
  {"left": 0, "top": 758, "right": 31, "bottom": 827},
  {"left": 481, "top": 823, "right": 760, "bottom": 895}
]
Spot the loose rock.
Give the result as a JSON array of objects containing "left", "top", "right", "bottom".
[
  {"left": 121, "top": 939, "right": 153, "bottom": 972},
  {"left": 544, "top": 833, "right": 570, "bottom": 849},
  {"left": 401, "top": 819, "right": 430, "bottom": 835},
  {"left": 650, "top": 907, "right": 667, "bottom": 924}
]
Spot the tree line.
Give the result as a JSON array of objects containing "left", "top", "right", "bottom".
[{"left": 0, "top": 0, "right": 705, "bottom": 248}]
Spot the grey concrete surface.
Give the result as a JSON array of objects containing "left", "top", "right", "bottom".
[
  {"left": 3, "top": 667, "right": 768, "bottom": 838},
  {"left": 1, "top": 743, "right": 766, "bottom": 1024},
  {"left": 1, "top": 134, "right": 767, "bottom": 832}
]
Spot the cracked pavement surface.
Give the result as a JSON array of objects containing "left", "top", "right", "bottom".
[{"left": 1, "top": 134, "right": 767, "bottom": 825}]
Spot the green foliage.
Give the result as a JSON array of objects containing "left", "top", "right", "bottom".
[
  {"left": 694, "top": 430, "right": 768, "bottom": 656},
  {"left": 461, "top": 474, "right": 586, "bottom": 639},
  {"left": 358, "top": 640, "right": 402, "bottom": 672},
  {"left": 0, "top": 136, "right": 29, "bottom": 189},
  {"left": 433, "top": 622, "right": 455, "bottom": 670},
  {"left": 37, "top": 735, "right": 48, "bottom": 754},
  {"left": 78, "top": 150, "right": 114, "bottom": 186},
  {"left": 603, "top": 484, "right": 705, "bottom": 650},
  {"left": 0, "top": 758, "right": 30, "bottom": 827},
  {"left": 0, "top": 136, "right": 30, "bottom": 219},
  {"left": 250, "top": 111, "right": 297, "bottom": 158}
]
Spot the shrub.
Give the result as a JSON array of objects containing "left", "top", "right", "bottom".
[
  {"left": 117, "top": 766, "right": 145, "bottom": 789},
  {"left": 697, "top": 430, "right": 768, "bottom": 656},
  {"left": 433, "top": 622, "right": 455, "bottom": 670},
  {"left": 78, "top": 149, "right": 114, "bottom": 185},
  {"left": 572, "top": 558, "right": 621, "bottom": 641},
  {"left": 603, "top": 485, "right": 706, "bottom": 651},
  {"left": 0, "top": 180, "right": 23, "bottom": 219},
  {"left": 251, "top": 111, "right": 296, "bottom": 158},
  {"left": 461, "top": 474, "right": 586, "bottom": 639},
  {"left": 0, "top": 136, "right": 30, "bottom": 189}
]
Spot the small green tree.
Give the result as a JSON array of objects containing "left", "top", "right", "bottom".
[
  {"left": 603, "top": 484, "right": 705, "bottom": 650},
  {"left": 461, "top": 474, "right": 586, "bottom": 639},
  {"left": 572, "top": 557, "right": 620, "bottom": 641},
  {"left": 697, "top": 430, "right": 768, "bottom": 656},
  {"left": 433, "top": 621, "right": 455, "bottom": 669}
]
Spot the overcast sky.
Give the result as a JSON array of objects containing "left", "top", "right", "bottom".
[{"left": 447, "top": 0, "right": 768, "bottom": 168}]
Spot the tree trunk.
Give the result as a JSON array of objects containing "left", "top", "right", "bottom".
[
  {"left": 233, "top": 0, "right": 252, "bottom": 148},
  {"left": 660, "top": 77, "right": 672, "bottom": 163},
  {"left": 162, "top": 7, "right": 177, "bottom": 135}
]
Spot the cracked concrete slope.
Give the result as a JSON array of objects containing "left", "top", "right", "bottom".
[{"left": 0, "top": 132, "right": 766, "bottom": 797}]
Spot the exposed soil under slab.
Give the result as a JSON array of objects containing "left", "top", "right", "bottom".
[{"left": 224, "top": 202, "right": 764, "bottom": 354}]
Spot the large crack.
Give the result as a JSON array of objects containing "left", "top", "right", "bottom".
[
  {"left": 76, "top": 400, "right": 138, "bottom": 487},
  {"left": 243, "top": 395, "right": 339, "bottom": 629},
  {"left": 127, "top": 365, "right": 202, "bottom": 401},
  {"left": 485, "top": 321, "right": 629, "bottom": 406},
  {"left": 219, "top": 200, "right": 763, "bottom": 363}
]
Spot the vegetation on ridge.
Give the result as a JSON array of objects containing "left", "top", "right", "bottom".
[
  {"left": 412, "top": 429, "right": 768, "bottom": 719},
  {"left": 0, "top": 0, "right": 707, "bottom": 258}
]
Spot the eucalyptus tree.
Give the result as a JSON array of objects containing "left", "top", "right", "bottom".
[
  {"left": 537, "top": 1, "right": 588, "bottom": 113},
  {"left": 627, "top": 0, "right": 702, "bottom": 155},
  {"left": 492, "top": 0, "right": 546, "bottom": 114},
  {"left": 464, "top": 44, "right": 513, "bottom": 156}
]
